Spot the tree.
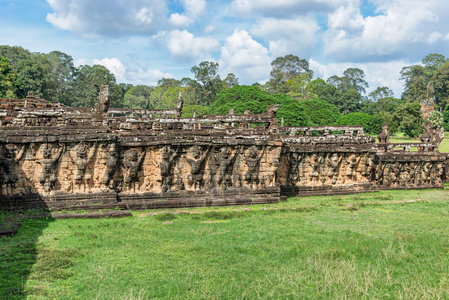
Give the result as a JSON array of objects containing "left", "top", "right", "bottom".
[
  {"left": 0, "top": 57, "right": 16, "bottom": 98},
  {"left": 422, "top": 53, "right": 447, "bottom": 72},
  {"left": 34, "top": 51, "right": 77, "bottom": 104},
  {"left": 123, "top": 85, "right": 153, "bottom": 109},
  {"left": 336, "top": 112, "right": 373, "bottom": 132},
  {"left": 208, "top": 85, "right": 311, "bottom": 127},
  {"left": 327, "top": 68, "right": 368, "bottom": 95},
  {"left": 190, "top": 61, "right": 222, "bottom": 105},
  {"left": 433, "top": 62, "right": 449, "bottom": 111},
  {"left": 333, "top": 88, "right": 362, "bottom": 115},
  {"left": 223, "top": 73, "right": 239, "bottom": 89},
  {"left": 285, "top": 73, "right": 317, "bottom": 99},
  {"left": 0, "top": 46, "right": 31, "bottom": 71},
  {"left": 269, "top": 55, "right": 313, "bottom": 93},
  {"left": 300, "top": 98, "right": 341, "bottom": 126},
  {"left": 68, "top": 64, "right": 120, "bottom": 107},
  {"left": 343, "top": 68, "right": 368, "bottom": 94},
  {"left": 392, "top": 102, "right": 423, "bottom": 137},
  {"left": 14, "top": 58, "right": 50, "bottom": 99},
  {"left": 400, "top": 65, "right": 427, "bottom": 102}
]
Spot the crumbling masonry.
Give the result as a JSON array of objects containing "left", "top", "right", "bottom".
[{"left": 0, "top": 87, "right": 447, "bottom": 211}]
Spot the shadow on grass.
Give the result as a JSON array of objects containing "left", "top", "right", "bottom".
[{"left": 0, "top": 197, "right": 53, "bottom": 299}]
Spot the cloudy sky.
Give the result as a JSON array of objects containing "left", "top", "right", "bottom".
[{"left": 1, "top": 0, "right": 448, "bottom": 97}]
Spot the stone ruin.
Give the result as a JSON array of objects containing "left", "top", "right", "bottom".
[{"left": 0, "top": 86, "right": 447, "bottom": 211}]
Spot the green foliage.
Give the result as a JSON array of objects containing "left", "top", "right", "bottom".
[
  {"left": 209, "top": 85, "right": 311, "bottom": 127},
  {"left": 14, "top": 58, "right": 50, "bottom": 99},
  {"left": 67, "top": 64, "right": 120, "bottom": 107},
  {"left": 0, "top": 57, "right": 16, "bottom": 98},
  {"left": 336, "top": 112, "right": 372, "bottom": 131},
  {"left": 123, "top": 85, "right": 153, "bottom": 109},
  {"left": 428, "top": 111, "right": 443, "bottom": 129},
  {"left": 327, "top": 68, "right": 368, "bottom": 94},
  {"left": 300, "top": 98, "right": 341, "bottom": 126},
  {"left": 181, "top": 105, "right": 208, "bottom": 118},
  {"left": 190, "top": 61, "right": 222, "bottom": 105},
  {"left": 269, "top": 54, "right": 313, "bottom": 93},
  {"left": 393, "top": 102, "right": 423, "bottom": 137},
  {"left": 369, "top": 112, "right": 397, "bottom": 134},
  {"left": 443, "top": 106, "right": 449, "bottom": 131},
  {"left": 285, "top": 73, "right": 318, "bottom": 99}
]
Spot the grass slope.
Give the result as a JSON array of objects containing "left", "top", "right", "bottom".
[{"left": 2, "top": 188, "right": 449, "bottom": 299}]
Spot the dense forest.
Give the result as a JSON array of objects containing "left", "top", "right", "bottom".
[{"left": 0, "top": 45, "right": 448, "bottom": 137}]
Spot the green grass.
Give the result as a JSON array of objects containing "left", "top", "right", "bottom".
[{"left": 2, "top": 188, "right": 449, "bottom": 299}]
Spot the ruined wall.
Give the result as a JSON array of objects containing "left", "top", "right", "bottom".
[{"left": 0, "top": 88, "right": 447, "bottom": 210}]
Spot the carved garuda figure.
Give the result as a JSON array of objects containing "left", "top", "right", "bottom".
[
  {"left": 159, "top": 146, "right": 178, "bottom": 192},
  {"left": 0, "top": 144, "right": 26, "bottom": 195},
  {"left": 35, "top": 143, "right": 64, "bottom": 193},
  {"left": 243, "top": 146, "right": 264, "bottom": 189},
  {"left": 215, "top": 146, "right": 236, "bottom": 190},
  {"left": 186, "top": 145, "right": 210, "bottom": 190},
  {"left": 101, "top": 143, "right": 118, "bottom": 188},
  {"left": 325, "top": 153, "right": 342, "bottom": 184},
  {"left": 123, "top": 148, "right": 146, "bottom": 184},
  {"left": 70, "top": 142, "right": 97, "bottom": 183}
]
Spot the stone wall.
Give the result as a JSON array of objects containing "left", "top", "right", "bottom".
[{"left": 0, "top": 87, "right": 446, "bottom": 210}]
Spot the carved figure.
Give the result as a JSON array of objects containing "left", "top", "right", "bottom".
[
  {"left": 186, "top": 145, "right": 210, "bottom": 190},
  {"left": 70, "top": 142, "right": 97, "bottom": 183},
  {"left": 325, "top": 153, "right": 342, "bottom": 184},
  {"left": 215, "top": 146, "right": 236, "bottom": 190},
  {"left": 123, "top": 148, "right": 146, "bottom": 185},
  {"left": 288, "top": 152, "right": 303, "bottom": 184},
  {"left": 159, "top": 146, "right": 178, "bottom": 192},
  {"left": 243, "top": 146, "right": 264, "bottom": 188},
  {"left": 0, "top": 144, "right": 26, "bottom": 195},
  {"left": 101, "top": 143, "right": 118, "bottom": 188},
  {"left": 36, "top": 143, "right": 64, "bottom": 193},
  {"left": 420, "top": 121, "right": 433, "bottom": 143},
  {"left": 309, "top": 153, "right": 322, "bottom": 185},
  {"left": 98, "top": 85, "right": 111, "bottom": 112},
  {"left": 378, "top": 122, "right": 390, "bottom": 143}
]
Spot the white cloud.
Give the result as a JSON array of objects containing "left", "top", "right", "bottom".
[
  {"left": 231, "top": 0, "right": 351, "bottom": 17},
  {"left": 323, "top": 0, "right": 449, "bottom": 61},
  {"left": 127, "top": 68, "right": 174, "bottom": 86},
  {"left": 45, "top": 0, "right": 168, "bottom": 38},
  {"left": 166, "top": 30, "right": 220, "bottom": 61},
  {"left": 309, "top": 58, "right": 409, "bottom": 97},
  {"left": 251, "top": 16, "right": 319, "bottom": 58},
  {"left": 220, "top": 29, "right": 272, "bottom": 84},
  {"left": 92, "top": 58, "right": 126, "bottom": 82},
  {"left": 169, "top": 0, "right": 206, "bottom": 28}
]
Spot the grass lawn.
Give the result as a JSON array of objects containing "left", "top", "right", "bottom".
[{"left": 2, "top": 188, "right": 449, "bottom": 299}]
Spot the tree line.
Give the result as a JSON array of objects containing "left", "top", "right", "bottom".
[{"left": 0, "top": 45, "right": 448, "bottom": 136}]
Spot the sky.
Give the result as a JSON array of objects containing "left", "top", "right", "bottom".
[{"left": 0, "top": 0, "right": 448, "bottom": 97}]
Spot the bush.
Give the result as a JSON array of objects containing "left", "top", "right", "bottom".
[
  {"left": 300, "top": 98, "right": 341, "bottom": 126},
  {"left": 208, "top": 85, "right": 311, "bottom": 127},
  {"left": 181, "top": 105, "right": 208, "bottom": 118},
  {"left": 336, "top": 112, "right": 373, "bottom": 132}
]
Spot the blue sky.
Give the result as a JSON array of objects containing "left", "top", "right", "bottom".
[{"left": 1, "top": 0, "right": 448, "bottom": 97}]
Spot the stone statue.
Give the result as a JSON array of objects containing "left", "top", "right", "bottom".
[
  {"left": 288, "top": 152, "right": 303, "bottom": 184},
  {"left": 242, "top": 146, "right": 264, "bottom": 189},
  {"left": 159, "top": 146, "right": 178, "bottom": 192},
  {"left": 175, "top": 92, "right": 183, "bottom": 118},
  {"left": 123, "top": 148, "right": 146, "bottom": 186},
  {"left": 98, "top": 85, "right": 111, "bottom": 113},
  {"left": 36, "top": 143, "right": 64, "bottom": 193},
  {"left": 0, "top": 144, "right": 26, "bottom": 195},
  {"left": 186, "top": 145, "right": 210, "bottom": 190},
  {"left": 378, "top": 122, "right": 390, "bottom": 143},
  {"left": 420, "top": 121, "right": 433, "bottom": 143}
]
